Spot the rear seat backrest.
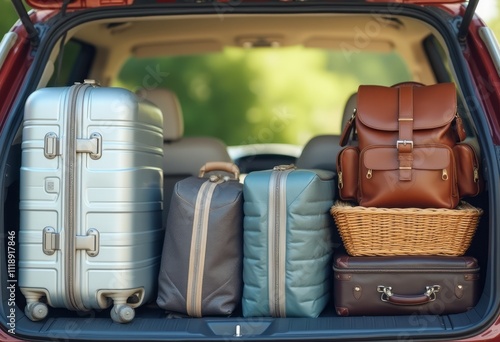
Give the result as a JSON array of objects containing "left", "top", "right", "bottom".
[
  {"left": 295, "top": 135, "right": 339, "bottom": 171},
  {"left": 296, "top": 92, "right": 357, "bottom": 172},
  {"left": 136, "top": 88, "right": 232, "bottom": 223}
]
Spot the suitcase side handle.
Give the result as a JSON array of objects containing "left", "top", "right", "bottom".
[
  {"left": 199, "top": 162, "right": 240, "bottom": 180},
  {"left": 377, "top": 285, "right": 441, "bottom": 306}
]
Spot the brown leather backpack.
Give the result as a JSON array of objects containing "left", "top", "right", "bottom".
[{"left": 337, "top": 82, "right": 482, "bottom": 209}]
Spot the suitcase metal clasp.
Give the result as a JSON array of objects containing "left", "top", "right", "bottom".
[
  {"left": 76, "top": 133, "right": 102, "bottom": 160},
  {"left": 42, "top": 226, "right": 60, "bottom": 255},
  {"left": 44, "top": 132, "right": 60, "bottom": 159},
  {"left": 42, "top": 227, "right": 100, "bottom": 256},
  {"left": 76, "top": 228, "right": 100, "bottom": 257}
]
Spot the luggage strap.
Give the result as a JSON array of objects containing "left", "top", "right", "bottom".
[
  {"left": 397, "top": 86, "right": 414, "bottom": 181},
  {"left": 186, "top": 177, "right": 224, "bottom": 317},
  {"left": 268, "top": 166, "right": 295, "bottom": 318}
]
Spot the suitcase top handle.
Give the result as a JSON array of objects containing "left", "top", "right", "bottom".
[
  {"left": 199, "top": 162, "right": 240, "bottom": 180},
  {"left": 377, "top": 285, "right": 441, "bottom": 306}
]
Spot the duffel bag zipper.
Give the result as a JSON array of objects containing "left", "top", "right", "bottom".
[
  {"left": 186, "top": 175, "right": 224, "bottom": 317},
  {"left": 268, "top": 165, "right": 295, "bottom": 317}
]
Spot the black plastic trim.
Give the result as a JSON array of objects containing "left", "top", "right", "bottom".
[
  {"left": 423, "top": 34, "right": 452, "bottom": 84},
  {"left": 10, "top": 0, "right": 40, "bottom": 46},
  {"left": 458, "top": 0, "right": 480, "bottom": 42}
]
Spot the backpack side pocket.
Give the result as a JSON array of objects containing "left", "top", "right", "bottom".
[
  {"left": 453, "top": 143, "right": 483, "bottom": 198},
  {"left": 337, "top": 146, "right": 359, "bottom": 202}
]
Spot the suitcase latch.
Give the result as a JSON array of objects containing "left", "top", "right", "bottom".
[
  {"left": 76, "top": 228, "right": 100, "bottom": 257},
  {"left": 42, "top": 226, "right": 60, "bottom": 255},
  {"left": 43, "top": 227, "right": 99, "bottom": 256},
  {"left": 44, "top": 132, "right": 60, "bottom": 159},
  {"left": 76, "top": 133, "right": 102, "bottom": 160}
]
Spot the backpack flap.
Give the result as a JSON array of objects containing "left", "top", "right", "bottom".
[{"left": 356, "top": 83, "right": 458, "bottom": 149}]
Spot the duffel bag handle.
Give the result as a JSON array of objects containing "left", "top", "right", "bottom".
[
  {"left": 377, "top": 285, "right": 441, "bottom": 306},
  {"left": 199, "top": 162, "right": 240, "bottom": 180}
]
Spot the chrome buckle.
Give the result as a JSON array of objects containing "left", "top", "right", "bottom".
[{"left": 396, "top": 140, "right": 413, "bottom": 150}]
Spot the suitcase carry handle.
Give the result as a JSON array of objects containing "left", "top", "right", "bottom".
[
  {"left": 377, "top": 285, "right": 441, "bottom": 306},
  {"left": 199, "top": 162, "right": 240, "bottom": 180}
]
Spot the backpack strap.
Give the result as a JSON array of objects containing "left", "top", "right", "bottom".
[
  {"left": 454, "top": 114, "right": 467, "bottom": 142},
  {"left": 397, "top": 85, "right": 414, "bottom": 181},
  {"left": 339, "top": 110, "right": 356, "bottom": 147}
]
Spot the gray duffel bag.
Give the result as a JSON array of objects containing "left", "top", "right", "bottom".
[{"left": 157, "top": 162, "right": 243, "bottom": 317}]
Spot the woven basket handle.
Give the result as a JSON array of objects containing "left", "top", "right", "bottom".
[{"left": 377, "top": 285, "right": 441, "bottom": 306}]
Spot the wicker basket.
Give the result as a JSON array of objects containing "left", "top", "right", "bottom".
[{"left": 330, "top": 201, "right": 483, "bottom": 256}]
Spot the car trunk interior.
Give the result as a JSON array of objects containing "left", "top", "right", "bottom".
[{"left": 1, "top": 5, "right": 497, "bottom": 341}]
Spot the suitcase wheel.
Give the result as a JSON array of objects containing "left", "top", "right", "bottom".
[
  {"left": 110, "top": 304, "right": 135, "bottom": 323},
  {"left": 25, "top": 302, "right": 48, "bottom": 321}
]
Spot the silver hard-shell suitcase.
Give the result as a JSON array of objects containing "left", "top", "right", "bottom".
[{"left": 19, "top": 81, "right": 164, "bottom": 323}]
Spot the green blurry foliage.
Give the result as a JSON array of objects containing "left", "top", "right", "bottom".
[
  {"left": 117, "top": 47, "right": 410, "bottom": 146},
  {"left": 0, "top": 0, "right": 18, "bottom": 34}
]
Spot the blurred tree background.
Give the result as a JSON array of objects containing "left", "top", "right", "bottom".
[
  {"left": 117, "top": 48, "right": 410, "bottom": 145},
  {"left": 1, "top": 0, "right": 17, "bottom": 34}
]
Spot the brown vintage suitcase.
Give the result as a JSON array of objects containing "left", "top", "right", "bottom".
[{"left": 333, "top": 251, "right": 480, "bottom": 316}]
